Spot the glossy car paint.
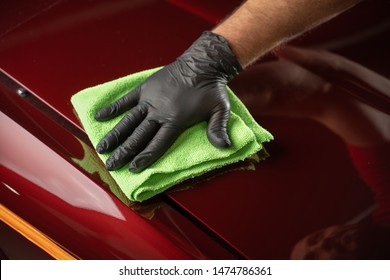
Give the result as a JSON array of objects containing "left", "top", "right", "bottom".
[{"left": 1, "top": 0, "right": 389, "bottom": 259}]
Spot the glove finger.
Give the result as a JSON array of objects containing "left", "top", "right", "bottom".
[
  {"left": 129, "top": 125, "right": 182, "bottom": 173},
  {"left": 94, "top": 86, "right": 141, "bottom": 121},
  {"left": 96, "top": 104, "right": 148, "bottom": 154},
  {"left": 207, "top": 105, "right": 231, "bottom": 148},
  {"left": 105, "top": 118, "right": 160, "bottom": 171}
]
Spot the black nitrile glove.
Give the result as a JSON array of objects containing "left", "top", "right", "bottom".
[{"left": 95, "top": 31, "right": 242, "bottom": 173}]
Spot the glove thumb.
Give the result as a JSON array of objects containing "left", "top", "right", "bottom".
[{"left": 207, "top": 106, "right": 231, "bottom": 148}]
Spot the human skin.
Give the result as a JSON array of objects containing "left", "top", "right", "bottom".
[
  {"left": 213, "top": 0, "right": 362, "bottom": 67},
  {"left": 95, "top": 0, "right": 365, "bottom": 172}
]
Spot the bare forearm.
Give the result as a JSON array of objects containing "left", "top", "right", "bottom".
[{"left": 213, "top": 0, "right": 361, "bottom": 67}]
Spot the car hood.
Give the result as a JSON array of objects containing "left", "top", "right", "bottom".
[{"left": 1, "top": 0, "right": 387, "bottom": 259}]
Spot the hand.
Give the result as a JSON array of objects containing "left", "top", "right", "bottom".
[{"left": 95, "top": 31, "right": 242, "bottom": 173}]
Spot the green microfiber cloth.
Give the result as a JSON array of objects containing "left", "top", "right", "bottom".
[{"left": 71, "top": 67, "right": 273, "bottom": 202}]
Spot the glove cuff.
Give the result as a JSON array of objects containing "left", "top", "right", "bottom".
[{"left": 178, "top": 31, "right": 243, "bottom": 82}]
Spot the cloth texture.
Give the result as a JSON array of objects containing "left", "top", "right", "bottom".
[{"left": 71, "top": 68, "right": 273, "bottom": 202}]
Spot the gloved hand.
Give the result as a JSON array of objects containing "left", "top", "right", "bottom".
[{"left": 95, "top": 31, "right": 242, "bottom": 172}]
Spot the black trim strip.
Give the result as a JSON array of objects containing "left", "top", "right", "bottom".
[
  {"left": 1, "top": 69, "right": 248, "bottom": 259},
  {"left": 0, "top": 70, "right": 89, "bottom": 143},
  {"left": 160, "top": 194, "right": 248, "bottom": 260}
]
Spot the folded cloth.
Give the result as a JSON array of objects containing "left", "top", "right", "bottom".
[{"left": 71, "top": 68, "right": 273, "bottom": 202}]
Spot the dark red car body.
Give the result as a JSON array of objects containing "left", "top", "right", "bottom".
[{"left": 1, "top": 0, "right": 389, "bottom": 259}]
